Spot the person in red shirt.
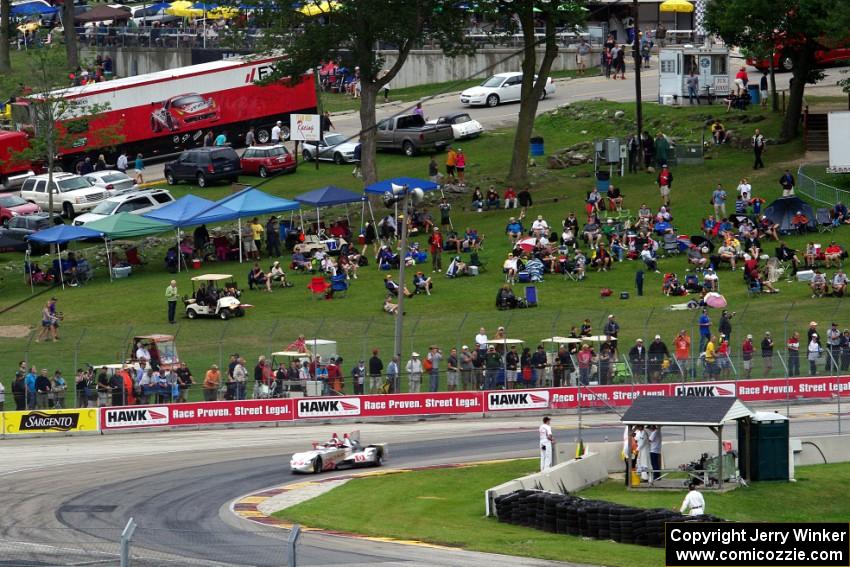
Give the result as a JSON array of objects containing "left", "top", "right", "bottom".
[
  {"left": 717, "top": 336, "right": 732, "bottom": 379},
  {"left": 504, "top": 187, "right": 518, "bottom": 209},
  {"left": 791, "top": 211, "right": 809, "bottom": 234},
  {"left": 656, "top": 165, "right": 673, "bottom": 207},
  {"left": 735, "top": 67, "right": 749, "bottom": 95},
  {"left": 428, "top": 227, "right": 443, "bottom": 273},
  {"left": 824, "top": 241, "right": 843, "bottom": 267},
  {"left": 741, "top": 335, "right": 755, "bottom": 378}
]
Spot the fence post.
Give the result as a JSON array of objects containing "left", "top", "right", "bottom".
[
  {"left": 287, "top": 524, "right": 302, "bottom": 567},
  {"left": 120, "top": 517, "right": 137, "bottom": 567},
  {"left": 73, "top": 328, "right": 88, "bottom": 409},
  {"left": 267, "top": 319, "right": 280, "bottom": 358}
]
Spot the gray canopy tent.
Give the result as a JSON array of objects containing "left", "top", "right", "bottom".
[{"left": 620, "top": 396, "right": 753, "bottom": 489}]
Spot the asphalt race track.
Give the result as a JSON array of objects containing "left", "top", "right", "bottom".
[{"left": 0, "top": 410, "right": 845, "bottom": 566}]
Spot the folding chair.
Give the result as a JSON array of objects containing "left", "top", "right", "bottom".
[
  {"left": 816, "top": 208, "right": 834, "bottom": 233},
  {"left": 330, "top": 274, "right": 349, "bottom": 297},
  {"left": 524, "top": 285, "right": 538, "bottom": 307},
  {"left": 307, "top": 276, "right": 330, "bottom": 299}
]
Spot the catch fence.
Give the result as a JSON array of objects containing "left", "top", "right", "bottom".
[{"left": 797, "top": 163, "right": 850, "bottom": 207}]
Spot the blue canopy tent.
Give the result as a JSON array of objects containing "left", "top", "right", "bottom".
[
  {"left": 187, "top": 187, "right": 300, "bottom": 263},
  {"left": 27, "top": 225, "right": 104, "bottom": 288},
  {"left": 143, "top": 194, "right": 217, "bottom": 272},
  {"left": 294, "top": 185, "right": 363, "bottom": 235}
]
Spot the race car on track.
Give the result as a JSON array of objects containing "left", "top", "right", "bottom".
[
  {"left": 150, "top": 93, "right": 220, "bottom": 133},
  {"left": 290, "top": 432, "right": 386, "bottom": 474}
]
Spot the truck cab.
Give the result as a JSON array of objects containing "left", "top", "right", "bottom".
[{"left": 0, "top": 129, "right": 35, "bottom": 191}]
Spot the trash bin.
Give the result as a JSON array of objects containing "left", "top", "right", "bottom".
[
  {"left": 530, "top": 136, "right": 545, "bottom": 156},
  {"left": 595, "top": 170, "right": 610, "bottom": 192},
  {"left": 747, "top": 84, "right": 760, "bottom": 104}
]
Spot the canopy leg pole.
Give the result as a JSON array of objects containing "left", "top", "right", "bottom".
[
  {"left": 105, "top": 238, "right": 113, "bottom": 282},
  {"left": 238, "top": 218, "right": 243, "bottom": 264},
  {"left": 316, "top": 207, "right": 321, "bottom": 237},
  {"left": 345, "top": 202, "right": 350, "bottom": 226},
  {"left": 718, "top": 424, "right": 724, "bottom": 489},
  {"left": 25, "top": 248, "right": 34, "bottom": 295},
  {"left": 57, "top": 248, "right": 65, "bottom": 290},
  {"left": 176, "top": 229, "right": 181, "bottom": 273}
]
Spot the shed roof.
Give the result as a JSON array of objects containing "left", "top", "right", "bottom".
[{"left": 621, "top": 396, "right": 752, "bottom": 426}]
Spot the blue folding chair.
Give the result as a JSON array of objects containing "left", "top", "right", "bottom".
[
  {"left": 525, "top": 285, "right": 538, "bottom": 307},
  {"left": 330, "top": 274, "right": 349, "bottom": 298}
]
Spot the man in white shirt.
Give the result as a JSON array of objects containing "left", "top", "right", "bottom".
[
  {"left": 474, "top": 327, "right": 488, "bottom": 350},
  {"left": 531, "top": 215, "right": 549, "bottom": 238},
  {"left": 539, "top": 416, "right": 554, "bottom": 471},
  {"left": 648, "top": 425, "right": 662, "bottom": 481},
  {"left": 116, "top": 151, "right": 128, "bottom": 173},
  {"left": 135, "top": 342, "right": 150, "bottom": 363},
  {"left": 271, "top": 121, "right": 282, "bottom": 143},
  {"left": 680, "top": 482, "right": 705, "bottom": 516}
]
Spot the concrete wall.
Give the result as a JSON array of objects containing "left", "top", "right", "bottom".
[{"left": 82, "top": 47, "right": 580, "bottom": 88}]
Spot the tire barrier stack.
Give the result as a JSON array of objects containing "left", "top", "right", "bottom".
[{"left": 493, "top": 489, "right": 724, "bottom": 547}]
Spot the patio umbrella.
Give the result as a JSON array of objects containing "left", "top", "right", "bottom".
[
  {"left": 540, "top": 337, "right": 583, "bottom": 344},
  {"left": 659, "top": 0, "right": 694, "bottom": 13},
  {"left": 297, "top": 1, "right": 339, "bottom": 16},
  {"left": 704, "top": 292, "right": 727, "bottom": 309},
  {"left": 516, "top": 237, "right": 537, "bottom": 253},
  {"left": 167, "top": 1, "right": 203, "bottom": 17}
]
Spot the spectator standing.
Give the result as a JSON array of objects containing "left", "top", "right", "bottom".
[
  {"left": 808, "top": 334, "right": 821, "bottom": 375},
  {"left": 13, "top": 372, "right": 26, "bottom": 410},
  {"left": 648, "top": 425, "right": 662, "bottom": 481},
  {"left": 761, "top": 331, "right": 775, "bottom": 375},
  {"left": 165, "top": 280, "right": 179, "bottom": 324},
  {"left": 484, "top": 346, "right": 502, "bottom": 390},
  {"left": 654, "top": 132, "right": 670, "bottom": 168},
  {"left": 233, "top": 357, "right": 247, "bottom": 400},
  {"left": 711, "top": 184, "right": 727, "bottom": 218},
  {"left": 703, "top": 335, "right": 718, "bottom": 380},
  {"left": 674, "top": 330, "right": 691, "bottom": 378},
  {"left": 176, "top": 362, "right": 194, "bottom": 403},
  {"left": 352, "top": 360, "right": 366, "bottom": 395},
  {"left": 779, "top": 169, "right": 795, "bottom": 195},
  {"left": 531, "top": 345, "right": 548, "bottom": 387},
  {"left": 271, "top": 121, "right": 282, "bottom": 143},
  {"left": 505, "top": 346, "right": 519, "bottom": 389},
  {"left": 787, "top": 332, "right": 801, "bottom": 376},
  {"left": 35, "top": 369, "right": 52, "bottom": 409},
  {"left": 116, "top": 151, "right": 128, "bottom": 173},
  {"left": 320, "top": 111, "right": 334, "bottom": 133},
  {"left": 455, "top": 148, "right": 466, "bottom": 186},
  {"left": 648, "top": 335, "right": 669, "bottom": 383},
  {"left": 266, "top": 217, "right": 281, "bottom": 258},
  {"left": 439, "top": 198, "right": 451, "bottom": 227},
  {"left": 718, "top": 310, "right": 735, "bottom": 341},
  {"left": 368, "top": 349, "right": 383, "bottom": 394},
  {"left": 628, "top": 339, "right": 646, "bottom": 381},
  {"left": 752, "top": 128, "right": 766, "bottom": 169},
  {"left": 386, "top": 356, "right": 399, "bottom": 394},
  {"left": 244, "top": 126, "right": 255, "bottom": 147},
  {"left": 134, "top": 153, "right": 144, "bottom": 184},
  {"left": 445, "top": 146, "right": 457, "bottom": 181},
  {"left": 539, "top": 416, "right": 554, "bottom": 471},
  {"left": 406, "top": 352, "right": 423, "bottom": 393},
  {"left": 429, "top": 227, "right": 443, "bottom": 273},
  {"left": 656, "top": 165, "right": 673, "bottom": 207},
  {"left": 686, "top": 71, "right": 699, "bottom": 105},
  {"left": 24, "top": 366, "right": 37, "bottom": 409},
  {"left": 698, "top": 309, "right": 711, "bottom": 353},
  {"left": 576, "top": 39, "right": 591, "bottom": 75},
  {"left": 826, "top": 323, "right": 841, "bottom": 371},
  {"left": 52, "top": 370, "right": 67, "bottom": 409},
  {"left": 352, "top": 142, "right": 362, "bottom": 178},
  {"left": 427, "top": 346, "right": 442, "bottom": 392},
  {"left": 759, "top": 71, "right": 769, "bottom": 108},
  {"left": 413, "top": 102, "right": 425, "bottom": 119},
  {"left": 742, "top": 335, "right": 755, "bottom": 378},
  {"left": 460, "top": 346, "right": 473, "bottom": 390},
  {"left": 203, "top": 364, "right": 220, "bottom": 401},
  {"left": 203, "top": 131, "right": 214, "bottom": 147},
  {"left": 429, "top": 157, "right": 440, "bottom": 185},
  {"left": 446, "top": 348, "right": 460, "bottom": 391}
]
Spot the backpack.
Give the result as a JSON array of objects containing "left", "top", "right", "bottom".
[
  {"left": 600, "top": 287, "right": 613, "bottom": 297},
  {"left": 423, "top": 357, "right": 433, "bottom": 371}
]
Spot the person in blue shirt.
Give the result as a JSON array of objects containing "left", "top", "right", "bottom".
[
  {"left": 214, "top": 131, "right": 228, "bottom": 146},
  {"left": 505, "top": 217, "right": 523, "bottom": 243},
  {"left": 698, "top": 309, "right": 712, "bottom": 353},
  {"left": 24, "top": 366, "right": 37, "bottom": 409}
]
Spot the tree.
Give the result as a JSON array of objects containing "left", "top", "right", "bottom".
[
  {"left": 497, "top": 0, "right": 586, "bottom": 187},
  {"left": 238, "top": 0, "right": 472, "bottom": 185},
  {"left": 0, "top": 0, "right": 11, "bottom": 73},
  {"left": 62, "top": 0, "right": 78, "bottom": 71},
  {"left": 706, "top": 0, "right": 850, "bottom": 140},
  {"left": 7, "top": 50, "right": 122, "bottom": 221}
]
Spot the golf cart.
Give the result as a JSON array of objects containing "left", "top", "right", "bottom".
[
  {"left": 185, "top": 274, "right": 250, "bottom": 320},
  {"left": 270, "top": 350, "right": 312, "bottom": 397}
]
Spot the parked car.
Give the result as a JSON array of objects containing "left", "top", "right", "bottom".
[
  {"left": 150, "top": 92, "right": 220, "bottom": 133},
  {"left": 74, "top": 189, "right": 176, "bottom": 225},
  {"left": 240, "top": 145, "right": 297, "bottom": 177},
  {"left": 0, "top": 212, "right": 59, "bottom": 253},
  {"left": 84, "top": 170, "right": 137, "bottom": 197},
  {"left": 427, "top": 112, "right": 484, "bottom": 140},
  {"left": 459, "top": 72, "right": 556, "bottom": 107},
  {"left": 20, "top": 173, "right": 109, "bottom": 219},
  {"left": 0, "top": 194, "right": 41, "bottom": 227},
  {"left": 302, "top": 133, "right": 358, "bottom": 164},
  {"left": 164, "top": 147, "right": 242, "bottom": 187},
  {"left": 376, "top": 114, "right": 454, "bottom": 156}
]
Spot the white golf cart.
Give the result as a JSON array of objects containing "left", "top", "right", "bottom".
[{"left": 184, "top": 274, "right": 250, "bottom": 320}]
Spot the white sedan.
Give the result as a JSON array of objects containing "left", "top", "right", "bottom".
[
  {"left": 427, "top": 112, "right": 484, "bottom": 140},
  {"left": 84, "top": 170, "right": 137, "bottom": 197},
  {"left": 460, "top": 72, "right": 556, "bottom": 107}
]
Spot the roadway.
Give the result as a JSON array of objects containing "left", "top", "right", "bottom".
[{"left": 0, "top": 407, "right": 846, "bottom": 566}]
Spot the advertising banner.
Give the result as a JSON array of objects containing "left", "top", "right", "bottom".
[
  {"left": 359, "top": 392, "right": 484, "bottom": 417},
  {"left": 549, "top": 383, "right": 672, "bottom": 409},
  {"left": 486, "top": 389, "right": 550, "bottom": 411},
  {"left": 737, "top": 376, "right": 850, "bottom": 402},
  {"left": 3, "top": 408, "right": 99, "bottom": 435},
  {"left": 290, "top": 113, "right": 321, "bottom": 142},
  {"left": 100, "top": 399, "right": 294, "bottom": 429}
]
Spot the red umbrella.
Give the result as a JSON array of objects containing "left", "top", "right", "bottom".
[{"left": 516, "top": 237, "right": 536, "bottom": 252}]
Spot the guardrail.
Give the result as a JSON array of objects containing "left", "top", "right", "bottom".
[
  {"left": 2, "top": 374, "right": 848, "bottom": 436},
  {"left": 797, "top": 163, "right": 850, "bottom": 207}
]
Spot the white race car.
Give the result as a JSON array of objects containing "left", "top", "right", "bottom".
[{"left": 290, "top": 432, "right": 387, "bottom": 474}]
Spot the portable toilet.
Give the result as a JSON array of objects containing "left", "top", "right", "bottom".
[
  {"left": 738, "top": 411, "right": 790, "bottom": 481},
  {"left": 658, "top": 46, "right": 731, "bottom": 103}
]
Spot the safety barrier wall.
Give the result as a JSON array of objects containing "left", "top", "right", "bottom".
[{"left": 2, "top": 374, "right": 847, "bottom": 436}]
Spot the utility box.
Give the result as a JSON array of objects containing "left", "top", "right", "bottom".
[
  {"left": 738, "top": 411, "right": 790, "bottom": 481},
  {"left": 659, "top": 46, "right": 730, "bottom": 103}
]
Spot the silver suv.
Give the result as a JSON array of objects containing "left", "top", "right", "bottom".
[{"left": 20, "top": 173, "right": 108, "bottom": 218}]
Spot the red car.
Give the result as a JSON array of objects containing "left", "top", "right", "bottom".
[
  {"left": 0, "top": 193, "right": 41, "bottom": 226},
  {"left": 150, "top": 93, "right": 220, "bottom": 133},
  {"left": 240, "top": 145, "right": 297, "bottom": 177}
]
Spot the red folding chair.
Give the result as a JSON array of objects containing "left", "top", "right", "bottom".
[{"left": 307, "top": 276, "right": 331, "bottom": 299}]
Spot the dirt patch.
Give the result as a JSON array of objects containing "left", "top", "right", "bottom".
[{"left": 0, "top": 325, "right": 32, "bottom": 339}]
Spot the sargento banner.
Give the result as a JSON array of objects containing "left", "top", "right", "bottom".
[{"left": 2, "top": 409, "right": 98, "bottom": 434}]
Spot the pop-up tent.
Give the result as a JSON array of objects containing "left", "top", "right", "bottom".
[
  {"left": 11, "top": 1, "right": 58, "bottom": 16},
  {"left": 83, "top": 213, "right": 173, "bottom": 239},
  {"left": 763, "top": 196, "right": 816, "bottom": 233},
  {"left": 295, "top": 185, "right": 363, "bottom": 234},
  {"left": 27, "top": 225, "right": 104, "bottom": 288},
  {"left": 187, "top": 187, "right": 300, "bottom": 262},
  {"left": 75, "top": 4, "right": 131, "bottom": 22},
  {"left": 143, "top": 194, "right": 217, "bottom": 272},
  {"left": 363, "top": 177, "right": 439, "bottom": 194}
]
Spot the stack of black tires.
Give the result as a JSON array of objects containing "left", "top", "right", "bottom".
[{"left": 494, "top": 490, "right": 723, "bottom": 548}]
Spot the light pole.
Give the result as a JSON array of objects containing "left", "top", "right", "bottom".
[
  {"left": 633, "top": 0, "right": 644, "bottom": 165},
  {"left": 393, "top": 189, "right": 411, "bottom": 359}
]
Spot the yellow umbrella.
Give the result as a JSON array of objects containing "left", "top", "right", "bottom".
[
  {"left": 205, "top": 6, "right": 238, "bottom": 19},
  {"left": 166, "top": 1, "right": 204, "bottom": 17},
  {"left": 17, "top": 21, "right": 41, "bottom": 33},
  {"left": 659, "top": 0, "right": 694, "bottom": 13},
  {"left": 297, "top": 1, "right": 340, "bottom": 17}
]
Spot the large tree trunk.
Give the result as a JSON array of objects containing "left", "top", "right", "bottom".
[
  {"left": 0, "top": 0, "right": 11, "bottom": 73},
  {"left": 506, "top": 7, "right": 558, "bottom": 188},
  {"left": 359, "top": 83, "right": 379, "bottom": 186},
  {"left": 780, "top": 50, "right": 811, "bottom": 141},
  {"left": 62, "top": 0, "right": 78, "bottom": 71}
]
